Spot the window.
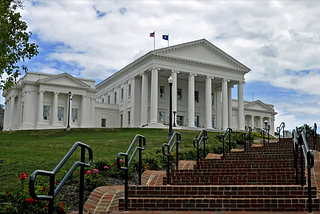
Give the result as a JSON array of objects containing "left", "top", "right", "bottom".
[
  {"left": 43, "top": 105, "right": 50, "bottom": 120},
  {"left": 212, "top": 117, "right": 214, "bottom": 128},
  {"left": 159, "top": 111, "right": 165, "bottom": 123},
  {"left": 101, "top": 118, "right": 106, "bottom": 127},
  {"left": 102, "top": 98, "right": 104, "bottom": 103},
  {"left": 21, "top": 104, "right": 24, "bottom": 122},
  {"left": 58, "top": 107, "right": 64, "bottom": 121},
  {"left": 212, "top": 93, "right": 214, "bottom": 104},
  {"left": 120, "top": 114, "right": 123, "bottom": 127},
  {"left": 121, "top": 88, "right": 124, "bottom": 100},
  {"left": 177, "top": 89, "right": 182, "bottom": 100},
  {"left": 194, "top": 115, "right": 199, "bottom": 127},
  {"left": 114, "top": 92, "right": 117, "bottom": 103},
  {"left": 195, "top": 91, "right": 199, "bottom": 102},
  {"left": 177, "top": 116, "right": 184, "bottom": 126},
  {"left": 108, "top": 95, "right": 110, "bottom": 104},
  {"left": 128, "top": 85, "right": 132, "bottom": 97},
  {"left": 72, "top": 108, "right": 78, "bottom": 123},
  {"left": 160, "top": 86, "right": 165, "bottom": 98},
  {"left": 128, "top": 111, "right": 131, "bottom": 125}
]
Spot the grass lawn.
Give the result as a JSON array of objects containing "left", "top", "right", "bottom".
[{"left": 0, "top": 128, "right": 223, "bottom": 193}]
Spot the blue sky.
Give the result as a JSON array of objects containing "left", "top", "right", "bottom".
[{"left": 4, "top": 0, "right": 320, "bottom": 131}]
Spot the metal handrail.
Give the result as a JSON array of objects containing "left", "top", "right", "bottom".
[
  {"left": 276, "top": 122, "right": 285, "bottom": 142},
  {"left": 117, "top": 134, "right": 146, "bottom": 211},
  {"left": 313, "top": 123, "right": 317, "bottom": 150},
  {"left": 292, "top": 128, "right": 299, "bottom": 185},
  {"left": 29, "top": 142, "right": 93, "bottom": 214},
  {"left": 242, "top": 126, "right": 252, "bottom": 151},
  {"left": 193, "top": 130, "right": 208, "bottom": 169},
  {"left": 298, "top": 129, "right": 314, "bottom": 213},
  {"left": 219, "top": 128, "right": 232, "bottom": 157},
  {"left": 261, "top": 125, "right": 270, "bottom": 147},
  {"left": 162, "top": 132, "right": 181, "bottom": 184}
]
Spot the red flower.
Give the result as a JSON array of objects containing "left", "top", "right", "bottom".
[
  {"left": 46, "top": 206, "right": 48, "bottom": 209},
  {"left": 112, "top": 163, "right": 114, "bottom": 166},
  {"left": 104, "top": 166, "right": 109, "bottom": 170},
  {"left": 27, "top": 188, "right": 29, "bottom": 191},
  {"left": 42, "top": 186, "right": 46, "bottom": 191},
  {"left": 76, "top": 171, "right": 79, "bottom": 174},
  {"left": 93, "top": 169, "right": 99, "bottom": 174},
  {"left": 19, "top": 172, "right": 28, "bottom": 180},
  {"left": 86, "top": 170, "right": 91, "bottom": 174},
  {"left": 120, "top": 159, "right": 123, "bottom": 164},
  {"left": 7, "top": 206, "right": 11, "bottom": 210},
  {"left": 26, "top": 198, "right": 36, "bottom": 204},
  {"left": 60, "top": 207, "right": 64, "bottom": 211},
  {"left": 5, "top": 190, "right": 9, "bottom": 195}
]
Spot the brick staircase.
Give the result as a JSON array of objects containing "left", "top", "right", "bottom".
[{"left": 118, "top": 138, "right": 320, "bottom": 212}]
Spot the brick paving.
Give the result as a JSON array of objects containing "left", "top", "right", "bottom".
[{"left": 76, "top": 143, "right": 320, "bottom": 214}]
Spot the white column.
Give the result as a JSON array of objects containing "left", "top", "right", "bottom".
[
  {"left": 5, "top": 99, "right": 10, "bottom": 129},
  {"left": 130, "top": 78, "right": 135, "bottom": 127},
  {"left": 228, "top": 85, "right": 232, "bottom": 128},
  {"left": 205, "top": 76, "right": 212, "bottom": 129},
  {"left": 80, "top": 95, "right": 86, "bottom": 127},
  {"left": 150, "top": 67, "right": 159, "bottom": 124},
  {"left": 69, "top": 94, "right": 73, "bottom": 127},
  {"left": 188, "top": 73, "right": 196, "bottom": 127},
  {"left": 172, "top": 70, "right": 178, "bottom": 125},
  {"left": 52, "top": 92, "right": 58, "bottom": 125},
  {"left": 9, "top": 96, "right": 15, "bottom": 128},
  {"left": 215, "top": 90, "right": 222, "bottom": 129},
  {"left": 3, "top": 100, "right": 8, "bottom": 129},
  {"left": 140, "top": 72, "right": 149, "bottom": 126},
  {"left": 260, "top": 116, "right": 263, "bottom": 128},
  {"left": 90, "top": 98, "right": 95, "bottom": 127},
  {"left": 37, "top": 91, "right": 44, "bottom": 125},
  {"left": 251, "top": 115, "right": 255, "bottom": 128},
  {"left": 237, "top": 82, "right": 245, "bottom": 130},
  {"left": 222, "top": 79, "right": 228, "bottom": 130}
]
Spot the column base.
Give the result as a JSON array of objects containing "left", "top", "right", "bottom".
[{"left": 144, "top": 122, "right": 167, "bottom": 128}]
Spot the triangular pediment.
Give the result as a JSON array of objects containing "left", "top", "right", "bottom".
[
  {"left": 37, "top": 73, "right": 90, "bottom": 88},
  {"left": 153, "top": 39, "right": 250, "bottom": 72},
  {"left": 244, "top": 100, "right": 274, "bottom": 112}
]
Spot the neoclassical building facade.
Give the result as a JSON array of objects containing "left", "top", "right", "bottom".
[{"left": 3, "top": 39, "right": 277, "bottom": 133}]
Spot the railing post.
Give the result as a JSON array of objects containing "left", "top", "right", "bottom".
[
  {"left": 228, "top": 129, "right": 231, "bottom": 153},
  {"left": 176, "top": 137, "right": 179, "bottom": 170},
  {"left": 79, "top": 147, "right": 85, "bottom": 214},
  {"left": 222, "top": 137, "right": 225, "bottom": 158},
  {"left": 124, "top": 154, "right": 128, "bottom": 211},
  {"left": 267, "top": 126, "right": 270, "bottom": 145},
  {"left": 301, "top": 145, "right": 304, "bottom": 186},
  {"left": 167, "top": 145, "right": 171, "bottom": 184},
  {"left": 196, "top": 140, "right": 200, "bottom": 169},
  {"left": 263, "top": 130, "right": 265, "bottom": 147},
  {"left": 139, "top": 137, "right": 142, "bottom": 185},
  {"left": 307, "top": 151, "right": 312, "bottom": 213},
  {"left": 203, "top": 137, "right": 206, "bottom": 159},
  {"left": 49, "top": 175, "right": 54, "bottom": 214}
]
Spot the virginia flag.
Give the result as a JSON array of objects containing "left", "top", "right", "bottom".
[
  {"left": 162, "top": 34, "right": 169, "bottom": 40},
  {"left": 150, "top": 32, "right": 155, "bottom": 37}
]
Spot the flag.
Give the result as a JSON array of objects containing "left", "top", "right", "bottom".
[
  {"left": 162, "top": 34, "right": 169, "bottom": 40},
  {"left": 150, "top": 32, "right": 155, "bottom": 37}
]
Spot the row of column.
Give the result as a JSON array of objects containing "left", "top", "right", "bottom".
[
  {"left": 4, "top": 95, "right": 15, "bottom": 129},
  {"left": 139, "top": 67, "right": 245, "bottom": 130},
  {"left": 36, "top": 91, "right": 88, "bottom": 127}
]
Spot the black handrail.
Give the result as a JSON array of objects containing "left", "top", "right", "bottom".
[
  {"left": 276, "top": 122, "right": 285, "bottom": 142},
  {"left": 162, "top": 132, "right": 181, "bottom": 184},
  {"left": 219, "top": 128, "right": 232, "bottom": 157},
  {"left": 29, "top": 142, "right": 93, "bottom": 214},
  {"left": 117, "top": 134, "right": 146, "bottom": 211},
  {"left": 193, "top": 130, "right": 208, "bottom": 169},
  {"left": 313, "top": 123, "right": 317, "bottom": 150},
  {"left": 292, "top": 128, "right": 299, "bottom": 184},
  {"left": 261, "top": 125, "right": 270, "bottom": 147},
  {"left": 298, "top": 129, "right": 314, "bottom": 213},
  {"left": 242, "top": 126, "right": 252, "bottom": 151}
]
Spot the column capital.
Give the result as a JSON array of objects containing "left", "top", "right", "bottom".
[
  {"left": 82, "top": 95, "right": 86, "bottom": 98},
  {"left": 149, "top": 67, "right": 160, "bottom": 72},
  {"left": 172, "top": 70, "right": 180, "bottom": 74},
  {"left": 54, "top": 92, "right": 59, "bottom": 95},
  {"left": 38, "top": 90, "right": 45, "bottom": 94},
  {"left": 238, "top": 81, "right": 245, "bottom": 84},
  {"left": 189, "top": 73, "right": 197, "bottom": 77},
  {"left": 222, "top": 78, "right": 228, "bottom": 82},
  {"left": 207, "top": 76, "right": 215, "bottom": 79}
]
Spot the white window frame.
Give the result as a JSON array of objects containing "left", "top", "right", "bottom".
[
  {"left": 177, "top": 88, "right": 182, "bottom": 100},
  {"left": 58, "top": 106, "right": 65, "bottom": 122},
  {"left": 159, "top": 86, "right": 165, "bottom": 98},
  {"left": 43, "top": 105, "right": 51, "bottom": 121},
  {"left": 101, "top": 118, "right": 106, "bottom": 127},
  {"left": 72, "top": 108, "right": 79, "bottom": 123}
]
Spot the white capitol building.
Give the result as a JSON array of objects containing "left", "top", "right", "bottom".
[{"left": 2, "top": 39, "right": 277, "bottom": 134}]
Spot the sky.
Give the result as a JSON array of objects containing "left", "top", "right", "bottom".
[{"left": 4, "top": 0, "right": 320, "bottom": 131}]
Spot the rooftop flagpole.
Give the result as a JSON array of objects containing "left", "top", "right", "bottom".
[
  {"left": 154, "top": 30, "right": 155, "bottom": 50},
  {"left": 167, "top": 34, "right": 169, "bottom": 47}
]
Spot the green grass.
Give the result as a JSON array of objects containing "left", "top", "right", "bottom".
[{"left": 0, "top": 128, "right": 223, "bottom": 193}]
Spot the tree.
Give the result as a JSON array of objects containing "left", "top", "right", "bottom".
[
  {"left": 296, "top": 124, "right": 315, "bottom": 137},
  {"left": 0, "top": 0, "right": 38, "bottom": 89}
]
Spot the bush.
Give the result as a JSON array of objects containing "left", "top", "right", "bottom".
[{"left": 0, "top": 172, "right": 67, "bottom": 214}]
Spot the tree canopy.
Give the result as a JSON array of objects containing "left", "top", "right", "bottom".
[{"left": 0, "top": 0, "right": 38, "bottom": 89}]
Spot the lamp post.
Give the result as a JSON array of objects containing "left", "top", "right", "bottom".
[
  {"left": 67, "top": 92, "right": 71, "bottom": 131},
  {"left": 168, "top": 76, "right": 173, "bottom": 138},
  {"left": 173, "top": 110, "right": 177, "bottom": 127},
  {"left": 264, "top": 120, "right": 269, "bottom": 145}
]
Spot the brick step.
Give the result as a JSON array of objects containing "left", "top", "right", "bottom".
[
  {"left": 172, "top": 168, "right": 297, "bottom": 174},
  {"left": 199, "top": 159, "right": 292, "bottom": 164},
  {"left": 118, "top": 197, "right": 320, "bottom": 211},
  {"left": 244, "top": 148, "right": 293, "bottom": 152},
  {"left": 197, "top": 163, "right": 294, "bottom": 169},
  {"left": 168, "top": 171, "right": 298, "bottom": 177},
  {"left": 163, "top": 175, "right": 300, "bottom": 185},
  {"left": 225, "top": 151, "right": 293, "bottom": 156},
  {"left": 221, "top": 157, "right": 292, "bottom": 161},
  {"left": 127, "top": 185, "right": 315, "bottom": 198}
]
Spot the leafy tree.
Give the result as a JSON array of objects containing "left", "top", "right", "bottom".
[
  {"left": 0, "top": 0, "right": 38, "bottom": 89},
  {"left": 296, "top": 124, "right": 315, "bottom": 137}
]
